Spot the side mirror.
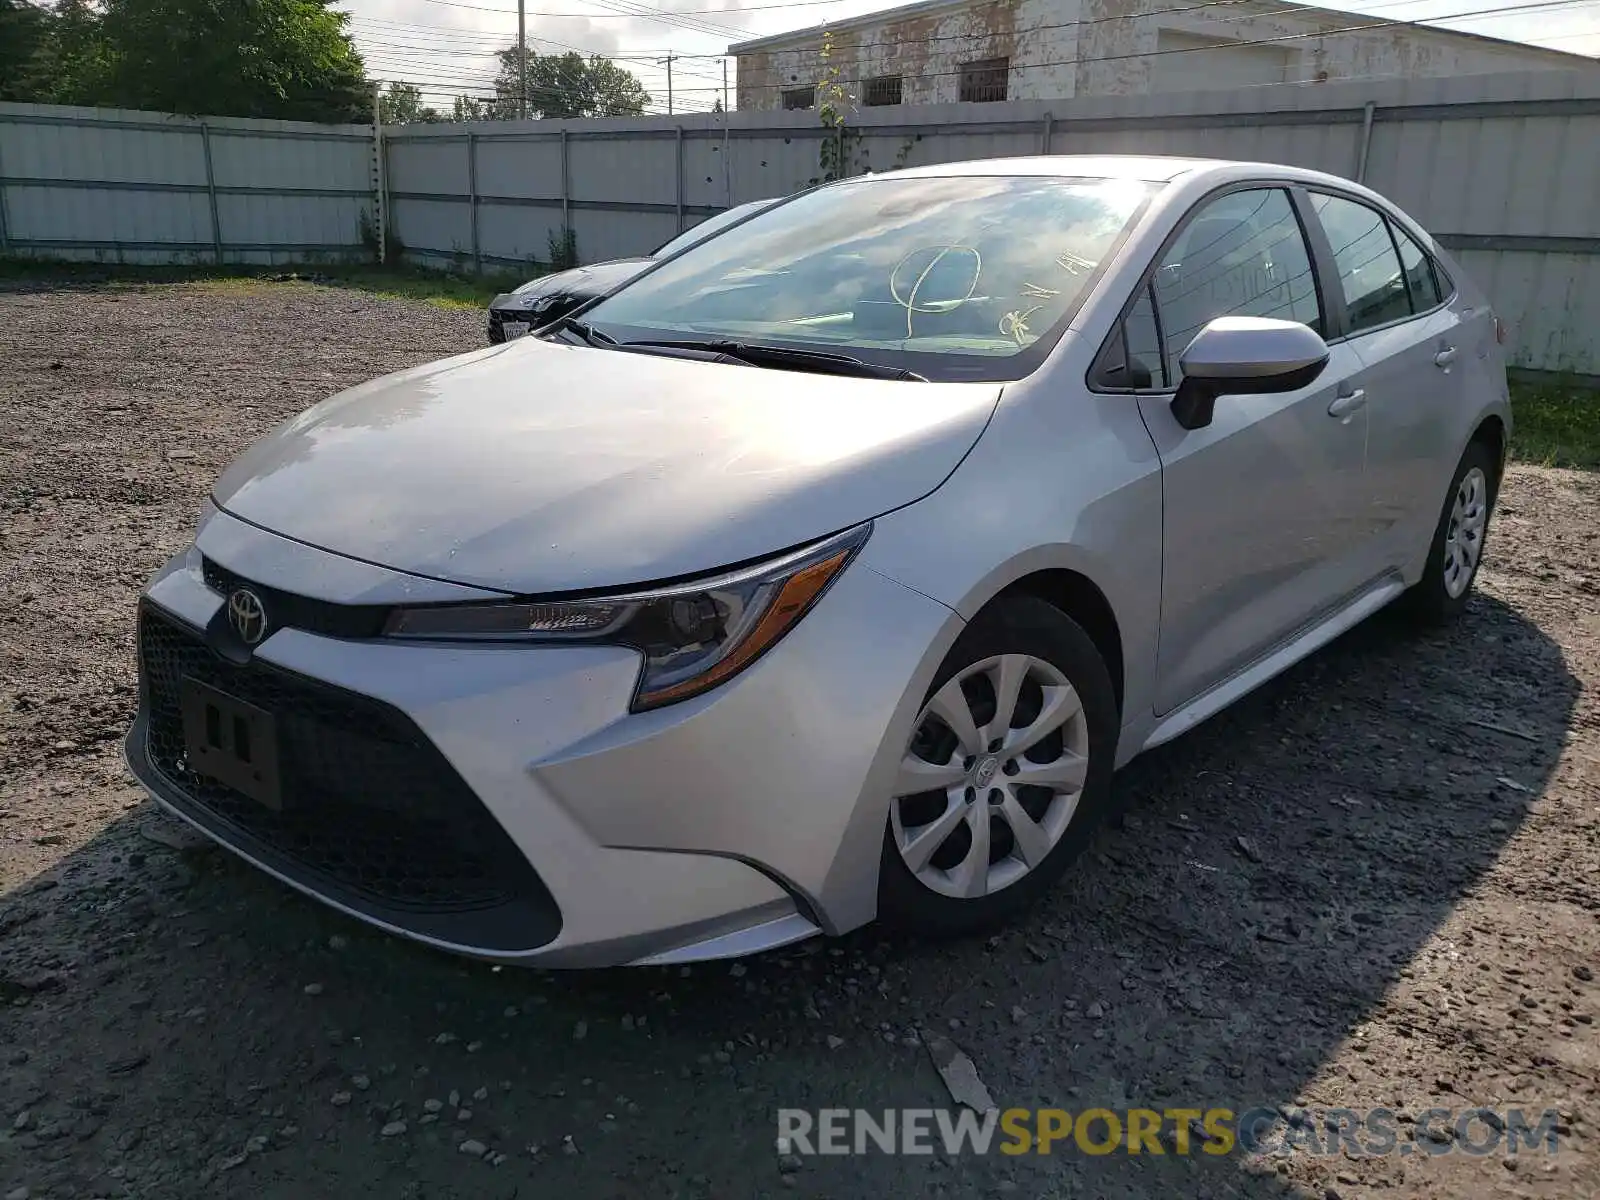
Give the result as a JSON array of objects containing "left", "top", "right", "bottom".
[{"left": 1170, "top": 316, "right": 1330, "bottom": 431}]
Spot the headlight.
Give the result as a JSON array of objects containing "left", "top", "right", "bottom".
[{"left": 383, "top": 524, "right": 871, "bottom": 711}]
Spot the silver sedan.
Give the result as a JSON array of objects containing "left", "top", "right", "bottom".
[{"left": 125, "top": 155, "right": 1510, "bottom": 967}]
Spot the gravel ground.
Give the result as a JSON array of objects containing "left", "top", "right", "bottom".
[{"left": 1, "top": 279, "right": 1596, "bottom": 1200}]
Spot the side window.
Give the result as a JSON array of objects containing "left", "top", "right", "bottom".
[
  {"left": 1390, "top": 222, "right": 1443, "bottom": 311},
  {"left": 1090, "top": 284, "right": 1166, "bottom": 391},
  {"left": 1433, "top": 258, "right": 1455, "bottom": 298},
  {"left": 1151, "top": 188, "right": 1322, "bottom": 382},
  {"left": 1310, "top": 193, "right": 1410, "bottom": 334}
]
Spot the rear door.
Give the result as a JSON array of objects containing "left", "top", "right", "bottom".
[
  {"left": 1093, "top": 185, "right": 1372, "bottom": 715},
  {"left": 1302, "top": 191, "right": 1469, "bottom": 574}
]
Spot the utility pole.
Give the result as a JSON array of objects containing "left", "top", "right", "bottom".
[
  {"left": 665, "top": 53, "right": 675, "bottom": 115},
  {"left": 722, "top": 57, "right": 729, "bottom": 112},
  {"left": 518, "top": 0, "right": 528, "bottom": 119}
]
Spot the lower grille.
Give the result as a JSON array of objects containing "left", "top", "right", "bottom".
[{"left": 134, "top": 602, "right": 560, "bottom": 950}]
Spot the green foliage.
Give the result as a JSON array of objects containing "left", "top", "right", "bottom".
[
  {"left": 491, "top": 49, "right": 650, "bottom": 120},
  {"left": 547, "top": 226, "right": 579, "bottom": 271},
  {"left": 1509, "top": 377, "right": 1600, "bottom": 469},
  {"left": 812, "top": 30, "right": 871, "bottom": 184},
  {"left": 0, "top": 0, "right": 53, "bottom": 102},
  {"left": 3, "top": 0, "right": 112, "bottom": 106},
  {"left": 379, "top": 82, "right": 443, "bottom": 125},
  {"left": 5, "top": 0, "right": 369, "bottom": 123}
]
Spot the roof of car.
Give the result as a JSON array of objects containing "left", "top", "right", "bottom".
[{"left": 880, "top": 155, "right": 1239, "bottom": 183}]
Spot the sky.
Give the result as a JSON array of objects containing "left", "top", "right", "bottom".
[{"left": 338, "top": 0, "right": 1600, "bottom": 115}]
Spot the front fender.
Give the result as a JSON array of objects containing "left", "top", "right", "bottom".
[{"left": 859, "top": 379, "right": 1166, "bottom": 764}]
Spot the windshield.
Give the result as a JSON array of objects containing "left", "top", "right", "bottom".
[
  {"left": 651, "top": 200, "right": 772, "bottom": 259},
  {"left": 583, "top": 174, "right": 1155, "bottom": 381}
]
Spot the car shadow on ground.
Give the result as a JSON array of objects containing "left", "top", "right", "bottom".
[{"left": 0, "top": 592, "right": 1577, "bottom": 1200}]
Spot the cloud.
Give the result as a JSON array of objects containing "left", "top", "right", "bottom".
[{"left": 525, "top": 15, "right": 625, "bottom": 56}]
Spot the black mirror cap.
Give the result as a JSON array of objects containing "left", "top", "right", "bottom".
[{"left": 1170, "top": 354, "right": 1329, "bottom": 431}]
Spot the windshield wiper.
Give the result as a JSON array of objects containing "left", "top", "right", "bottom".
[
  {"left": 618, "top": 338, "right": 926, "bottom": 382},
  {"left": 544, "top": 316, "right": 617, "bottom": 346}
]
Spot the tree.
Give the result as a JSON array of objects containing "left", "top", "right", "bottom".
[
  {"left": 1, "top": 1, "right": 116, "bottom": 107},
  {"left": 0, "top": 0, "right": 52, "bottom": 102},
  {"left": 489, "top": 49, "right": 649, "bottom": 120},
  {"left": 379, "top": 82, "right": 442, "bottom": 125},
  {"left": 28, "top": 0, "right": 371, "bottom": 122}
]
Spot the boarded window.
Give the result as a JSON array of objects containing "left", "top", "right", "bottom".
[
  {"left": 959, "top": 57, "right": 1008, "bottom": 103},
  {"left": 863, "top": 75, "right": 902, "bottom": 106},
  {"left": 1153, "top": 29, "right": 1288, "bottom": 92},
  {"left": 782, "top": 86, "right": 815, "bottom": 110}
]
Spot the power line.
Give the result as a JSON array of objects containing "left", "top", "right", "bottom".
[
  {"left": 358, "top": 0, "right": 845, "bottom": 14},
  {"left": 351, "top": 20, "right": 729, "bottom": 81},
  {"left": 352, "top": 16, "right": 726, "bottom": 101},
  {"left": 400, "top": 0, "right": 750, "bottom": 35},
  {"left": 356, "top": 24, "right": 680, "bottom": 94},
  {"left": 350, "top": 12, "right": 705, "bottom": 50}
]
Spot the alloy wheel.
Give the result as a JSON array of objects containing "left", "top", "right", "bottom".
[
  {"left": 890, "top": 653, "right": 1090, "bottom": 900},
  {"left": 1442, "top": 465, "right": 1488, "bottom": 599}
]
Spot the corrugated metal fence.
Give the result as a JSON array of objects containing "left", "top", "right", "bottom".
[
  {"left": 0, "top": 101, "right": 377, "bottom": 264},
  {"left": 3, "top": 69, "right": 1599, "bottom": 373}
]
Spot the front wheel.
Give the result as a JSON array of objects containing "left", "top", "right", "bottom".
[
  {"left": 1402, "top": 440, "right": 1498, "bottom": 625},
  {"left": 877, "top": 596, "right": 1119, "bottom": 937}
]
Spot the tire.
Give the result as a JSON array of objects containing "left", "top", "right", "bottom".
[
  {"left": 877, "top": 595, "right": 1119, "bottom": 937},
  {"left": 1401, "top": 439, "right": 1498, "bottom": 626}
]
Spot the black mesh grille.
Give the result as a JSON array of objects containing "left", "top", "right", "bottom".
[
  {"left": 136, "top": 602, "right": 559, "bottom": 940},
  {"left": 201, "top": 557, "right": 389, "bottom": 640}
]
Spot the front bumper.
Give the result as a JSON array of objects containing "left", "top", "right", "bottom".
[
  {"left": 486, "top": 301, "right": 570, "bottom": 344},
  {"left": 125, "top": 515, "right": 961, "bottom": 966}
]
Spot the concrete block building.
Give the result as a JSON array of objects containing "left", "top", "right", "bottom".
[{"left": 729, "top": 0, "right": 1597, "bottom": 111}]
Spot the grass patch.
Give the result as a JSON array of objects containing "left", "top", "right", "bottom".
[
  {"left": 1509, "top": 377, "right": 1600, "bottom": 470},
  {"left": 0, "top": 258, "right": 535, "bottom": 311}
]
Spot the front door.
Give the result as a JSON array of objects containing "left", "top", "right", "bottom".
[{"left": 1134, "top": 187, "right": 1372, "bottom": 715}]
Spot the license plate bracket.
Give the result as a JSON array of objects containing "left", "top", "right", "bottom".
[{"left": 179, "top": 677, "right": 284, "bottom": 811}]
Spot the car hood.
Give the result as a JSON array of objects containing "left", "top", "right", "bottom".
[
  {"left": 212, "top": 338, "right": 1001, "bottom": 594},
  {"left": 491, "top": 260, "right": 653, "bottom": 314}
]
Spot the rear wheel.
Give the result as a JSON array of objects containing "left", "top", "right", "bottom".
[
  {"left": 877, "top": 596, "right": 1118, "bottom": 936},
  {"left": 1402, "top": 440, "right": 1497, "bottom": 625}
]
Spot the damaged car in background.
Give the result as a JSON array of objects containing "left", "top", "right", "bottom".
[{"left": 486, "top": 197, "right": 779, "bottom": 343}]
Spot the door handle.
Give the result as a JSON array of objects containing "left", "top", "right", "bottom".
[
  {"left": 1328, "top": 387, "right": 1367, "bottom": 419},
  {"left": 1434, "top": 346, "right": 1458, "bottom": 369}
]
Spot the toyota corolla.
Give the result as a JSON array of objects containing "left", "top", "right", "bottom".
[{"left": 125, "top": 155, "right": 1509, "bottom": 967}]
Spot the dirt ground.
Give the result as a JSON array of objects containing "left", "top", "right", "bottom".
[{"left": 0, "top": 279, "right": 1596, "bottom": 1200}]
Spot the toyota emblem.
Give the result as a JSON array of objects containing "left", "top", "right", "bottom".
[
  {"left": 226, "top": 587, "right": 269, "bottom": 646},
  {"left": 973, "top": 755, "right": 1000, "bottom": 789}
]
